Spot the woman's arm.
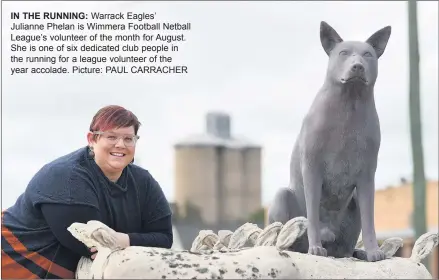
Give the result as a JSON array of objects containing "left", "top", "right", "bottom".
[
  {"left": 34, "top": 164, "right": 102, "bottom": 258},
  {"left": 126, "top": 173, "right": 173, "bottom": 249},
  {"left": 127, "top": 213, "right": 173, "bottom": 248},
  {"left": 40, "top": 203, "right": 100, "bottom": 257}
]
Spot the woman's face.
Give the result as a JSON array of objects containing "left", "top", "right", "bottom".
[{"left": 87, "top": 126, "right": 138, "bottom": 180}]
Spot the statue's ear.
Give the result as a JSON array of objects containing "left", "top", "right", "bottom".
[
  {"left": 365, "top": 26, "right": 391, "bottom": 58},
  {"left": 320, "top": 21, "right": 343, "bottom": 56}
]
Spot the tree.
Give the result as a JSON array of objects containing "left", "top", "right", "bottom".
[
  {"left": 407, "top": 0, "right": 429, "bottom": 270},
  {"left": 248, "top": 207, "right": 266, "bottom": 228}
]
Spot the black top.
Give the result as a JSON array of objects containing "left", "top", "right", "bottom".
[{"left": 2, "top": 146, "right": 173, "bottom": 279}]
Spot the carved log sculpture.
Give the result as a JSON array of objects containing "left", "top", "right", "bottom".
[{"left": 68, "top": 218, "right": 438, "bottom": 279}]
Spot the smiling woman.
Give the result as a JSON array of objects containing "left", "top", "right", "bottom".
[{"left": 1, "top": 105, "right": 173, "bottom": 279}]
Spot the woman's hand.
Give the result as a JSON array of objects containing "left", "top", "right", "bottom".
[{"left": 90, "top": 247, "right": 98, "bottom": 260}]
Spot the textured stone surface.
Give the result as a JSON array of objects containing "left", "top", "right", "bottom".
[{"left": 68, "top": 218, "right": 437, "bottom": 279}]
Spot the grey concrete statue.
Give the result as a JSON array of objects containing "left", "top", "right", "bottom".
[{"left": 268, "top": 21, "right": 392, "bottom": 262}]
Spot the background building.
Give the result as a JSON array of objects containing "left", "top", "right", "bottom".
[
  {"left": 374, "top": 180, "right": 438, "bottom": 278},
  {"left": 173, "top": 112, "right": 263, "bottom": 230}
]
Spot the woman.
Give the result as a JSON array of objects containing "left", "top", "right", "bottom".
[{"left": 1, "top": 105, "right": 173, "bottom": 279}]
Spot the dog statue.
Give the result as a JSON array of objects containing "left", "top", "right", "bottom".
[{"left": 268, "top": 21, "right": 392, "bottom": 262}]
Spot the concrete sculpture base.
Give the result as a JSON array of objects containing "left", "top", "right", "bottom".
[{"left": 68, "top": 217, "right": 438, "bottom": 279}]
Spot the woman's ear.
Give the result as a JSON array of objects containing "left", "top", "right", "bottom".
[{"left": 86, "top": 131, "right": 95, "bottom": 147}]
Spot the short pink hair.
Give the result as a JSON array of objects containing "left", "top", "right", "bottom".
[{"left": 89, "top": 105, "right": 141, "bottom": 136}]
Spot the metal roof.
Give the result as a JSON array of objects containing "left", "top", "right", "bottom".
[
  {"left": 174, "top": 112, "right": 261, "bottom": 149},
  {"left": 174, "top": 133, "right": 261, "bottom": 149}
]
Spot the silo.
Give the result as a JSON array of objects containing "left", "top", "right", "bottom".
[
  {"left": 174, "top": 112, "right": 262, "bottom": 226},
  {"left": 174, "top": 143, "right": 220, "bottom": 225},
  {"left": 242, "top": 146, "right": 262, "bottom": 218}
]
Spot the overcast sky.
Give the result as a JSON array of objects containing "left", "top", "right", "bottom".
[{"left": 2, "top": 1, "right": 438, "bottom": 209}]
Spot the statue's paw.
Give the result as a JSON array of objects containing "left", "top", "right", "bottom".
[
  {"left": 366, "top": 248, "right": 386, "bottom": 262},
  {"left": 308, "top": 245, "right": 327, "bottom": 257},
  {"left": 320, "top": 227, "right": 336, "bottom": 243},
  {"left": 353, "top": 249, "right": 368, "bottom": 260}
]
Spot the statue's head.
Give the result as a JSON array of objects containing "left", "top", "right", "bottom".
[{"left": 320, "top": 21, "right": 391, "bottom": 89}]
